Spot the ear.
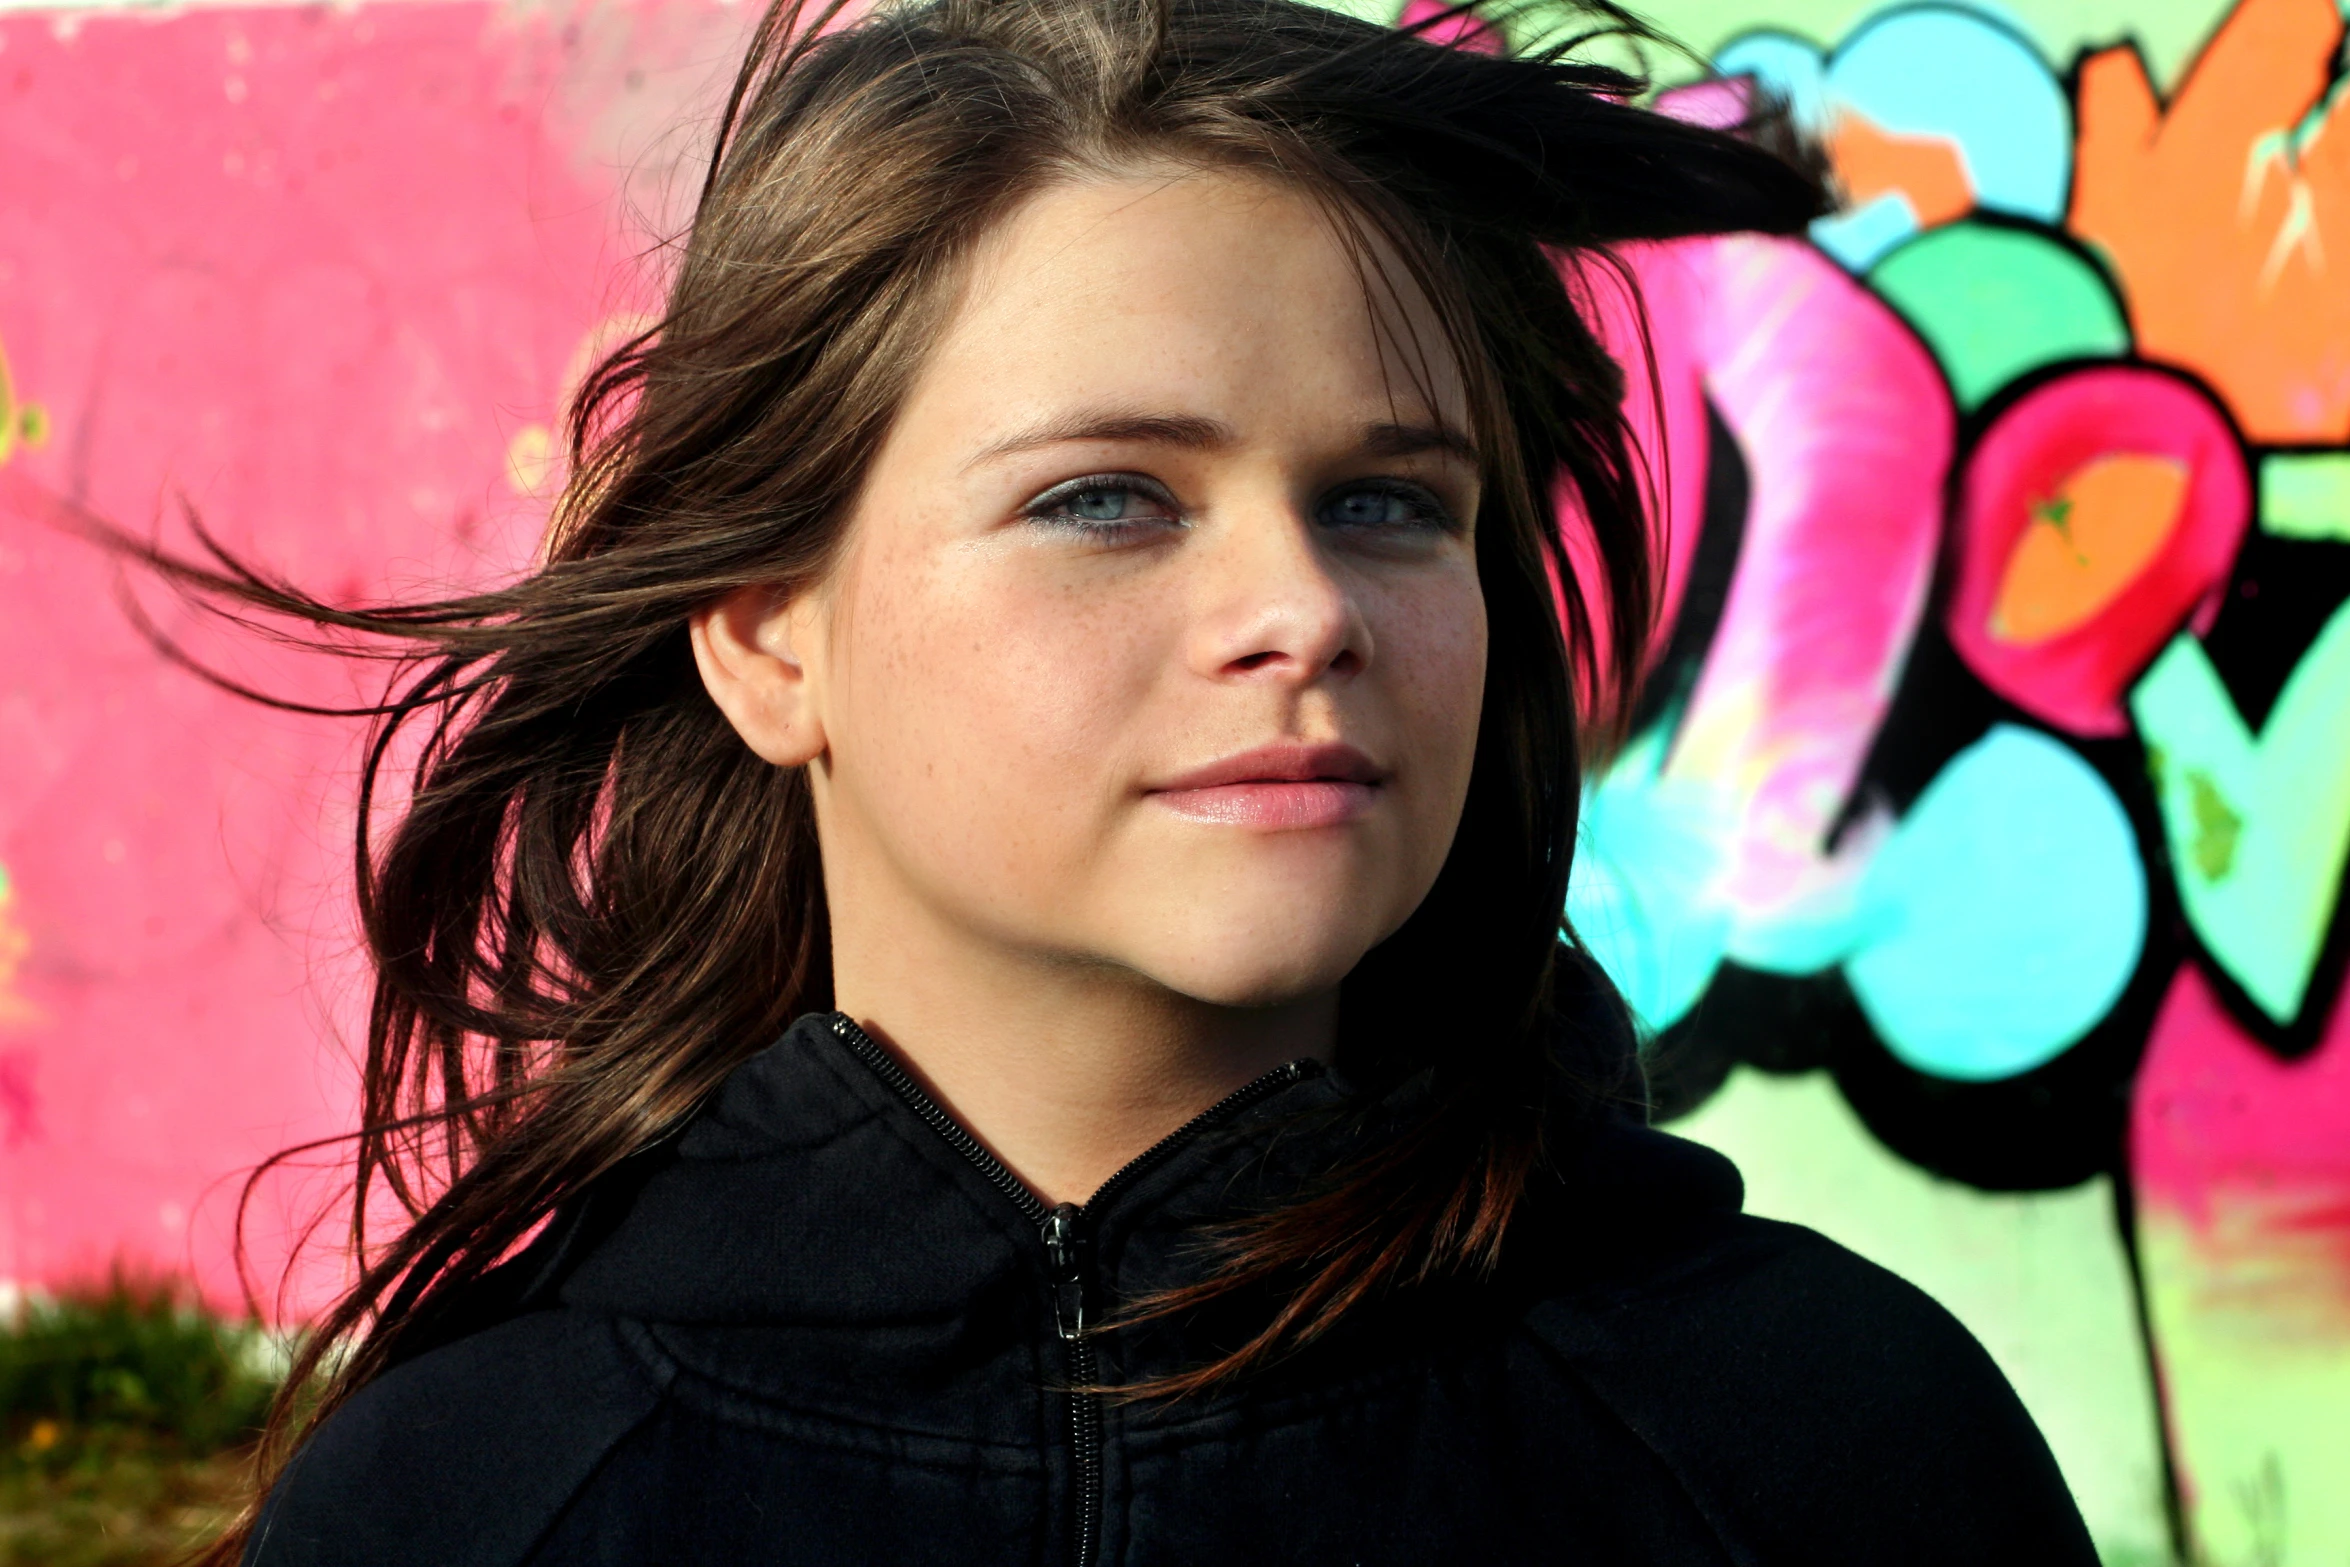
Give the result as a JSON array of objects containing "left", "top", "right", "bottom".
[{"left": 690, "top": 584, "right": 828, "bottom": 767}]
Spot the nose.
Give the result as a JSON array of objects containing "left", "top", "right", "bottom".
[{"left": 1185, "top": 504, "right": 1372, "bottom": 685}]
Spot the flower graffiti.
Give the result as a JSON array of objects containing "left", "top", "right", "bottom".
[{"left": 1583, "top": 0, "right": 2350, "bottom": 1557}]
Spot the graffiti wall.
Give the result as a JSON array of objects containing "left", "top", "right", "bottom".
[
  {"left": 0, "top": 0, "right": 2340, "bottom": 1562},
  {"left": 1572, "top": 0, "right": 2350, "bottom": 1560}
]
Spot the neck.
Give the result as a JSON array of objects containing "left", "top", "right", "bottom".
[{"left": 829, "top": 914, "right": 1334, "bottom": 1208}]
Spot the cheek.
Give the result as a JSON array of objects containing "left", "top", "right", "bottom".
[
  {"left": 1379, "top": 565, "right": 1489, "bottom": 794},
  {"left": 834, "top": 536, "right": 1166, "bottom": 877}
]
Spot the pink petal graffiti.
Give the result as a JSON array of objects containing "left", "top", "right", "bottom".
[
  {"left": 1947, "top": 365, "right": 2251, "bottom": 737},
  {"left": 1393, "top": 0, "right": 1503, "bottom": 54},
  {"left": 2131, "top": 964, "right": 2350, "bottom": 1543},
  {"left": 1578, "top": 232, "right": 1950, "bottom": 922}
]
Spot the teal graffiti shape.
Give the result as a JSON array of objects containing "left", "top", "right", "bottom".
[
  {"left": 1567, "top": 726, "right": 1734, "bottom": 1034},
  {"left": 1716, "top": 6, "right": 2071, "bottom": 273},
  {"left": 2260, "top": 450, "right": 2350, "bottom": 543},
  {"left": 1844, "top": 724, "right": 2145, "bottom": 1081},
  {"left": 1867, "top": 221, "right": 2129, "bottom": 410},
  {"left": 2130, "top": 599, "right": 2350, "bottom": 1026}
]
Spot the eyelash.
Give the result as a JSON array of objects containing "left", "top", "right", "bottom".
[{"left": 1020, "top": 474, "right": 1459, "bottom": 535}]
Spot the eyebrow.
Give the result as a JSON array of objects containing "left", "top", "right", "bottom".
[
  {"left": 966, "top": 411, "right": 1481, "bottom": 468},
  {"left": 968, "top": 412, "right": 1234, "bottom": 468},
  {"left": 1361, "top": 421, "right": 1481, "bottom": 464}
]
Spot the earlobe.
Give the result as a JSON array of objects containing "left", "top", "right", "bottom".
[{"left": 690, "top": 585, "right": 828, "bottom": 768}]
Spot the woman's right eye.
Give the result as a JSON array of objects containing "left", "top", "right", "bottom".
[{"left": 1023, "top": 475, "right": 1182, "bottom": 532}]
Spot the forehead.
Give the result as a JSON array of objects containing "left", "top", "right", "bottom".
[{"left": 910, "top": 168, "right": 1472, "bottom": 437}]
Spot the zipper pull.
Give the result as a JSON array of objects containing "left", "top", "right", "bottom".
[{"left": 1042, "top": 1202, "right": 1088, "bottom": 1341}]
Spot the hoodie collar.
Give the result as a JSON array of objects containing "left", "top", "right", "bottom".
[{"left": 551, "top": 1010, "right": 1741, "bottom": 1334}]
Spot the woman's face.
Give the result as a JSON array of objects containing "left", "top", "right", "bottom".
[{"left": 704, "top": 170, "right": 1488, "bottom": 1011}]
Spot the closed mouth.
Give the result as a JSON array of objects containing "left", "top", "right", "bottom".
[{"left": 1146, "top": 743, "right": 1385, "bottom": 829}]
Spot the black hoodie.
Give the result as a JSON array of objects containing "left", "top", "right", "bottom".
[{"left": 246, "top": 1010, "right": 2099, "bottom": 1566}]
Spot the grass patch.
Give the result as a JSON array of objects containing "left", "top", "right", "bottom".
[
  {"left": 0, "top": 1451, "right": 248, "bottom": 1567},
  {"left": 0, "top": 1270, "right": 283, "bottom": 1567}
]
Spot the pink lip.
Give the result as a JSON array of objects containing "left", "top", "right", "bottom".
[{"left": 1147, "top": 743, "right": 1385, "bottom": 830}]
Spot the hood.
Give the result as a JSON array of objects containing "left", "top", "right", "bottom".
[{"left": 415, "top": 1010, "right": 1743, "bottom": 1440}]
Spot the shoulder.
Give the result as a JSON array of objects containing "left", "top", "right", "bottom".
[
  {"left": 245, "top": 1309, "right": 665, "bottom": 1567},
  {"left": 1519, "top": 1150, "right": 2097, "bottom": 1561},
  {"left": 1538, "top": 1208, "right": 2008, "bottom": 1407}
]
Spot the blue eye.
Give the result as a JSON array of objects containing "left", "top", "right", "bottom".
[
  {"left": 1024, "top": 474, "right": 1181, "bottom": 533},
  {"left": 1318, "top": 481, "right": 1451, "bottom": 532},
  {"left": 1068, "top": 487, "right": 1140, "bottom": 521}
]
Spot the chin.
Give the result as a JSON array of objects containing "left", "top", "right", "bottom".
[{"left": 1138, "top": 920, "right": 1382, "bottom": 1011}]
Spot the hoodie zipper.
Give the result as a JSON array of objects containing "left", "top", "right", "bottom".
[{"left": 828, "top": 1013, "right": 1317, "bottom": 1567}]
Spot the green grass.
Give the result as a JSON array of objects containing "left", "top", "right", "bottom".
[
  {"left": 0, "top": 1270, "right": 284, "bottom": 1567},
  {"left": 0, "top": 1452, "right": 247, "bottom": 1567}
]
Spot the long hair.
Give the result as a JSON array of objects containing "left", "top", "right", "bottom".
[{"left": 149, "top": 0, "right": 1823, "bottom": 1555}]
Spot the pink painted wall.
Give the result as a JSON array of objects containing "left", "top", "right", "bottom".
[{"left": 0, "top": 0, "right": 742, "bottom": 1314}]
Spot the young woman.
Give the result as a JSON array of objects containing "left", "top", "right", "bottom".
[{"left": 181, "top": 0, "right": 2097, "bottom": 1559}]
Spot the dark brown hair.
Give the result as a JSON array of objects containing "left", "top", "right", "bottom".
[{"left": 144, "top": 0, "right": 1822, "bottom": 1555}]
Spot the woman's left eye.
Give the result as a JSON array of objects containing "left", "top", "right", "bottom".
[{"left": 1317, "top": 482, "right": 1452, "bottom": 532}]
